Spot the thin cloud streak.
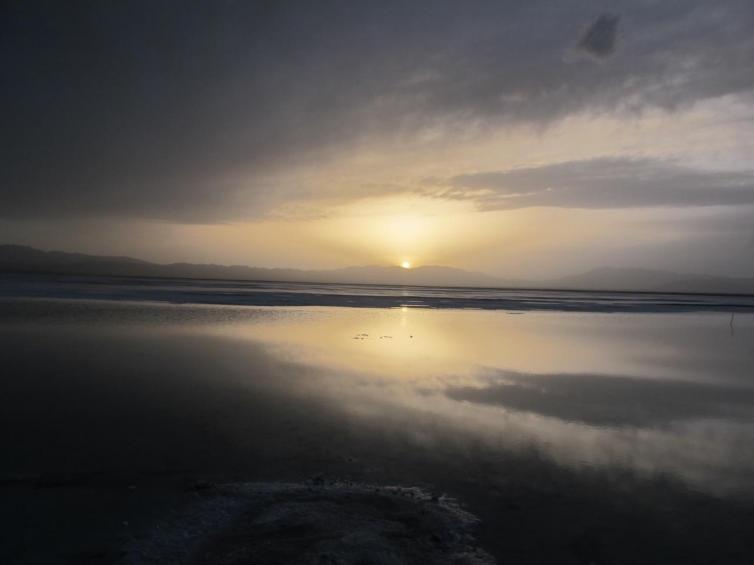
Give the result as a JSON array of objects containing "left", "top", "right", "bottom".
[{"left": 440, "top": 158, "right": 754, "bottom": 210}]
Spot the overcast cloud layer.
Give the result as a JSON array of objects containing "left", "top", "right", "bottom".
[{"left": 3, "top": 0, "right": 754, "bottom": 221}]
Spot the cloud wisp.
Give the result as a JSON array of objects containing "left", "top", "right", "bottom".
[{"left": 439, "top": 158, "right": 754, "bottom": 210}]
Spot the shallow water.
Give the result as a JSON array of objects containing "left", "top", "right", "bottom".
[
  {"left": 2, "top": 298, "right": 754, "bottom": 563},
  {"left": 3, "top": 273, "right": 754, "bottom": 311}
]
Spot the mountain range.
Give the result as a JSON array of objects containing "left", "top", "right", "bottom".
[{"left": 2, "top": 244, "right": 753, "bottom": 295}]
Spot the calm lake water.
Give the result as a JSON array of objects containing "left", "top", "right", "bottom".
[{"left": 2, "top": 285, "right": 754, "bottom": 563}]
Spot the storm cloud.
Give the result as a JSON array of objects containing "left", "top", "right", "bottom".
[{"left": 2, "top": 1, "right": 754, "bottom": 222}]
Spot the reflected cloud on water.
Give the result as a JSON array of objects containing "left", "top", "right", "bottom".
[
  {"left": 2, "top": 299, "right": 754, "bottom": 496},
  {"left": 195, "top": 305, "right": 754, "bottom": 495}
]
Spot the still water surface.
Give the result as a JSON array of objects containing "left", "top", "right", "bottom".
[
  {"left": 2, "top": 298, "right": 754, "bottom": 563},
  {"left": 202, "top": 304, "right": 754, "bottom": 494}
]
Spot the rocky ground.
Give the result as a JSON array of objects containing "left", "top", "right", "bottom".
[{"left": 124, "top": 481, "right": 495, "bottom": 565}]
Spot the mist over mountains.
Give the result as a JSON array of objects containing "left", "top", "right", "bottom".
[{"left": 2, "top": 244, "right": 753, "bottom": 295}]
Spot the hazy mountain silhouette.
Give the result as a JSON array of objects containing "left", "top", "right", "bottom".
[
  {"left": 2, "top": 244, "right": 754, "bottom": 294},
  {"left": 551, "top": 267, "right": 754, "bottom": 294},
  {"left": 0, "top": 244, "right": 500, "bottom": 287}
]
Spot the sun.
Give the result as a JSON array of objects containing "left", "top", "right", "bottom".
[{"left": 401, "top": 260, "right": 412, "bottom": 269}]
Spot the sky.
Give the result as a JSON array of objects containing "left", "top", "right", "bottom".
[{"left": 2, "top": 0, "right": 754, "bottom": 278}]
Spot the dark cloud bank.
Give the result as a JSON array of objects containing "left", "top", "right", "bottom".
[{"left": 2, "top": 1, "right": 754, "bottom": 221}]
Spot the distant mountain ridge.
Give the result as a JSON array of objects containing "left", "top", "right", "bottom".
[
  {"left": 2, "top": 244, "right": 754, "bottom": 295},
  {"left": 0, "top": 244, "right": 500, "bottom": 288},
  {"left": 551, "top": 266, "right": 754, "bottom": 295}
]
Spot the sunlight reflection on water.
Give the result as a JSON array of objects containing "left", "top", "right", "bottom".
[
  {"left": 3, "top": 299, "right": 754, "bottom": 495},
  {"left": 189, "top": 305, "right": 754, "bottom": 494}
]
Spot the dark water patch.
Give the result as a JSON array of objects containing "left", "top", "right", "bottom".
[{"left": 446, "top": 370, "right": 754, "bottom": 427}]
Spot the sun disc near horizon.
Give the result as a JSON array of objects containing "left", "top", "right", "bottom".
[{"left": 401, "top": 260, "right": 412, "bottom": 269}]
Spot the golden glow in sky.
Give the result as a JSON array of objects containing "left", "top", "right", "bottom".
[
  {"left": 298, "top": 195, "right": 503, "bottom": 268},
  {"left": 97, "top": 193, "right": 630, "bottom": 278},
  {"left": 6, "top": 2, "right": 754, "bottom": 283},
  {"left": 31, "top": 101, "right": 746, "bottom": 279}
]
